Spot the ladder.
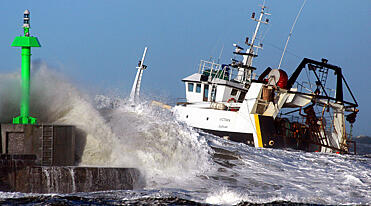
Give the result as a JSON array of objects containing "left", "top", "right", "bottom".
[
  {"left": 41, "top": 125, "right": 54, "bottom": 166},
  {"left": 318, "top": 67, "right": 329, "bottom": 89}
]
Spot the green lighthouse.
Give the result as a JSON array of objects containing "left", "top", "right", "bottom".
[{"left": 12, "top": 9, "right": 41, "bottom": 124}]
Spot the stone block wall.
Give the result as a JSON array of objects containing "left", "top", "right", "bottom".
[{"left": 0, "top": 124, "right": 75, "bottom": 166}]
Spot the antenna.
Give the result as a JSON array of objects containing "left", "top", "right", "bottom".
[
  {"left": 217, "top": 44, "right": 224, "bottom": 64},
  {"left": 278, "top": 0, "right": 307, "bottom": 70},
  {"left": 130, "top": 47, "right": 148, "bottom": 103}
]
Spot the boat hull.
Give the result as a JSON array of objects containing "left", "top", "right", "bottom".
[{"left": 174, "top": 105, "right": 321, "bottom": 152}]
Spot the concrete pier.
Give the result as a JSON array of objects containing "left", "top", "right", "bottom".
[
  {"left": 1, "top": 124, "right": 75, "bottom": 166},
  {"left": 0, "top": 154, "right": 141, "bottom": 193},
  {"left": 0, "top": 124, "right": 143, "bottom": 193}
]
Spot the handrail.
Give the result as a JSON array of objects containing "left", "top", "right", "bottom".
[{"left": 198, "top": 59, "right": 245, "bottom": 82}]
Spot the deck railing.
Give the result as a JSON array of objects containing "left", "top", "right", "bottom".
[{"left": 198, "top": 60, "right": 243, "bottom": 81}]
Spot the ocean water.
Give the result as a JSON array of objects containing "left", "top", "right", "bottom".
[{"left": 0, "top": 65, "right": 370, "bottom": 205}]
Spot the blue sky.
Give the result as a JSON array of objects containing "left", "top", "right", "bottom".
[{"left": 1, "top": 0, "right": 370, "bottom": 135}]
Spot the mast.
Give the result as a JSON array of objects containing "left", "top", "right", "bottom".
[
  {"left": 244, "top": 4, "right": 270, "bottom": 67},
  {"left": 235, "top": 3, "right": 270, "bottom": 83},
  {"left": 129, "top": 47, "right": 148, "bottom": 103}
]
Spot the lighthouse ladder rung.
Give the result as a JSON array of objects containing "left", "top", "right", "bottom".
[{"left": 41, "top": 125, "right": 54, "bottom": 166}]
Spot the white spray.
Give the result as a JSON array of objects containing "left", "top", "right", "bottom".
[{"left": 0, "top": 62, "right": 213, "bottom": 188}]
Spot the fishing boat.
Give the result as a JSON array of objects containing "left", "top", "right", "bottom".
[{"left": 172, "top": 4, "right": 359, "bottom": 154}]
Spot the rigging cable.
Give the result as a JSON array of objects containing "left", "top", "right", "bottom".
[
  {"left": 217, "top": 44, "right": 224, "bottom": 64},
  {"left": 278, "top": 0, "right": 307, "bottom": 69}
]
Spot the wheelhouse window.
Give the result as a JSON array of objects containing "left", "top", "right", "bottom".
[
  {"left": 211, "top": 86, "right": 217, "bottom": 102},
  {"left": 231, "top": 89, "right": 238, "bottom": 96},
  {"left": 203, "top": 84, "right": 209, "bottom": 101},
  {"left": 196, "top": 83, "right": 201, "bottom": 93},
  {"left": 188, "top": 83, "right": 194, "bottom": 92},
  {"left": 238, "top": 91, "right": 246, "bottom": 102}
]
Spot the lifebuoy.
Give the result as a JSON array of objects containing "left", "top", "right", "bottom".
[{"left": 227, "top": 98, "right": 236, "bottom": 103}]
